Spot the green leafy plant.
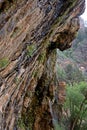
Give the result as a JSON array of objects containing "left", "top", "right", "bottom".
[{"left": 64, "top": 82, "right": 87, "bottom": 130}]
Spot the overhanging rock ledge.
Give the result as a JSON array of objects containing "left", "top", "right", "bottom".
[{"left": 0, "top": 0, "right": 85, "bottom": 129}]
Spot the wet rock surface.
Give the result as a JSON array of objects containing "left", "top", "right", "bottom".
[{"left": 0, "top": 0, "right": 85, "bottom": 130}]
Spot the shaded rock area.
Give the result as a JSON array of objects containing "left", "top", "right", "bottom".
[{"left": 0, "top": 0, "right": 85, "bottom": 130}]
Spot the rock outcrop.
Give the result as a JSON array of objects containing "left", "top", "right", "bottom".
[{"left": 0, "top": 0, "right": 85, "bottom": 130}]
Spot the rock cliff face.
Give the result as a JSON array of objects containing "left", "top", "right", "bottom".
[{"left": 0, "top": 0, "right": 85, "bottom": 130}]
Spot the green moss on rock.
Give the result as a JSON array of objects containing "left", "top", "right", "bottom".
[
  {"left": 18, "top": 118, "right": 25, "bottom": 130},
  {"left": 27, "top": 44, "right": 36, "bottom": 57},
  {"left": 21, "top": 96, "right": 39, "bottom": 130},
  {"left": 38, "top": 51, "right": 46, "bottom": 64},
  {"left": 0, "top": 58, "right": 9, "bottom": 68}
]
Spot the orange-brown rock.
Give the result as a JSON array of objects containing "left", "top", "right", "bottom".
[
  {"left": 0, "top": 0, "right": 85, "bottom": 130},
  {"left": 58, "top": 81, "right": 66, "bottom": 104}
]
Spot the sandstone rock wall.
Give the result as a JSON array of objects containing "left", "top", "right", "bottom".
[{"left": 0, "top": 0, "right": 85, "bottom": 130}]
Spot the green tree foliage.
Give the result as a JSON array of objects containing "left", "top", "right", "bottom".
[
  {"left": 63, "top": 82, "right": 87, "bottom": 130},
  {"left": 57, "top": 63, "right": 85, "bottom": 84},
  {"left": 64, "top": 64, "right": 85, "bottom": 84}
]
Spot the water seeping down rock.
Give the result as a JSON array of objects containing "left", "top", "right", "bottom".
[{"left": 0, "top": 0, "right": 85, "bottom": 130}]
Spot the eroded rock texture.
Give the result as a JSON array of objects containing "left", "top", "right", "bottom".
[{"left": 0, "top": 0, "right": 85, "bottom": 130}]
